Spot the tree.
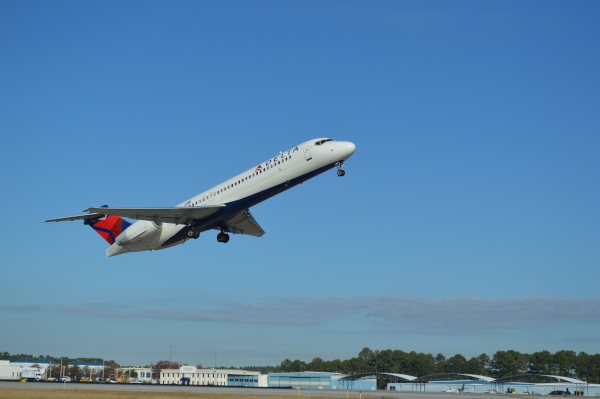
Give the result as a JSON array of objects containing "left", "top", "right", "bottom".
[
  {"left": 104, "top": 363, "right": 120, "bottom": 381},
  {"left": 588, "top": 354, "right": 600, "bottom": 384},
  {"left": 377, "top": 350, "right": 394, "bottom": 373},
  {"left": 358, "top": 347, "right": 374, "bottom": 361},
  {"left": 307, "top": 357, "right": 324, "bottom": 372},
  {"left": 554, "top": 350, "right": 577, "bottom": 377},
  {"left": 327, "top": 359, "right": 342, "bottom": 373},
  {"left": 152, "top": 361, "right": 180, "bottom": 380},
  {"left": 290, "top": 359, "right": 306, "bottom": 372},
  {"left": 575, "top": 352, "right": 591, "bottom": 382},
  {"left": 434, "top": 353, "right": 446, "bottom": 373},
  {"left": 446, "top": 354, "right": 467, "bottom": 373},
  {"left": 529, "top": 350, "right": 554, "bottom": 374},
  {"left": 406, "top": 351, "right": 435, "bottom": 376},
  {"left": 491, "top": 350, "right": 527, "bottom": 378},
  {"left": 465, "top": 357, "right": 484, "bottom": 374},
  {"left": 279, "top": 359, "right": 292, "bottom": 373},
  {"left": 477, "top": 353, "right": 491, "bottom": 375},
  {"left": 47, "top": 364, "right": 61, "bottom": 379},
  {"left": 82, "top": 366, "right": 91, "bottom": 380},
  {"left": 392, "top": 350, "right": 408, "bottom": 374},
  {"left": 68, "top": 364, "right": 82, "bottom": 381}
]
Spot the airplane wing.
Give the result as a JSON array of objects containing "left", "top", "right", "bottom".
[
  {"left": 217, "top": 209, "right": 265, "bottom": 237},
  {"left": 45, "top": 213, "right": 105, "bottom": 222},
  {"left": 80, "top": 205, "right": 225, "bottom": 225}
]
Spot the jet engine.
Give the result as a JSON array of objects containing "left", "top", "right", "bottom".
[{"left": 115, "top": 221, "right": 161, "bottom": 247}]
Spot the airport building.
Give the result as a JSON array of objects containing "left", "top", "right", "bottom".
[
  {"left": 68, "top": 360, "right": 105, "bottom": 371},
  {"left": 160, "top": 366, "right": 265, "bottom": 387},
  {"left": 118, "top": 367, "right": 153, "bottom": 383},
  {"left": 385, "top": 373, "right": 600, "bottom": 396},
  {"left": 10, "top": 357, "right": 55, "bottom": 370},
  {"left": 268, "top": 372, "right": 376, "bottom": 390},
  {"left": 0, "top": 360, "right": 25, "bottom": 380}
]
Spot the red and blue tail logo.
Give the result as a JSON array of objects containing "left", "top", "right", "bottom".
[{"left": 84, "top": 206, "right": 131, "bottom": 245}]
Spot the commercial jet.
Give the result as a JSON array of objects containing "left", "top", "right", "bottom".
[{"left": 45, "top": 138, "right": 356, "bottom": 257}]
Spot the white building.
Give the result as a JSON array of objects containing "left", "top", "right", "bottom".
[
  {"left": 10, "top": 357, "right": 55, "bottom": 370},
  {"left": 0, "top": 360, "right": 25, "bottom": 380},
  {"left": 160, "top": 366, "right": 263, "bottom": 386},
  {"left": 118, "top": 367, "right": 153, "bottom": 383}
]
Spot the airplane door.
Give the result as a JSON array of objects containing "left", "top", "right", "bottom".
[{"left": 304, "top": 147, "right": 312, "bottom": 161}]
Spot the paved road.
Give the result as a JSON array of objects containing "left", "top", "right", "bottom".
[{"left": 0, "top": 381, "right": 526, "bottom": 398}]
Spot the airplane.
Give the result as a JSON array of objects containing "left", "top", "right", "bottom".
[
  {"left": 446, "top": 384, "right": 467, "bottom": 393},
  {"left": 45, "top": 138, "right": 356, "bottom": 257}
]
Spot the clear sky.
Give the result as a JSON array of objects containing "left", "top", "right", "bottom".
[{"left": 1, "top": 1, "right": 599, "bottom": 367}]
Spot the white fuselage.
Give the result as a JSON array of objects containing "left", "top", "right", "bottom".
[{"left": 106, "top": 138, "right": 355, "bottom": 256}]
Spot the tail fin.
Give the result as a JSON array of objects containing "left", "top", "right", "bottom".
[{"left": 84, "top": 205, "right": 131, "bottom": 245}]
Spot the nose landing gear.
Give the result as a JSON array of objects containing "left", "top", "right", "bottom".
[{"left": 337, "top": 162, "right": 346, "bottom": 177}]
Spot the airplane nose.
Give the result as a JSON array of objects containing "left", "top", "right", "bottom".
[
  {"left": 343, "top": 141, "right": 356, "bottom": 159},
  {"left": 347, "top": 142, "right": 356, "bottom": 156}
]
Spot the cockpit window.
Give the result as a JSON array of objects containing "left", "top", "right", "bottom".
[{"left": 315, "top": 139, "right": 333, "bottom": 146}]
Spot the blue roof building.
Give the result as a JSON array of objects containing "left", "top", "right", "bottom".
[
  {"left": 268, "top": 372, "right": 376, "bottom": 391},
  {"left": 68, "top": 360, "right": 88, "bottom": 366}
]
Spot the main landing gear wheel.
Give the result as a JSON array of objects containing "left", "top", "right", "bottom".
[
  {"left": 187, "top": 229, "right": 200, "bottom": 239},
  {"left": 337, "top": 162, "right": 346, "bottom": 177},
  {"left": 217, "top": 232, "right": 230, "bottom": 243}
]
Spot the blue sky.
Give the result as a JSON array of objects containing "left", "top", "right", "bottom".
[{"left": 1, "top": 1, "right": 599, "bottom": 367}]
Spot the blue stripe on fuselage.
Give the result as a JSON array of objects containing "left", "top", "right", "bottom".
[{"left": 161, "top": 162, "right": 337, "bottom": 247}]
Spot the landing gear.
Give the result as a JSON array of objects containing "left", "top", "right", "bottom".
[
  {"left": 337, "top": 162, "right": 346, "bottom": 177},
  {"left": 217, "top": 232, "right": 230, "bottom": 243},
  {"left": 187, "top": 229, "right": 200, "bottom": 239}
]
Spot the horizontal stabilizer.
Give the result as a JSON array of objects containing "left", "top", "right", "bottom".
[{"left": 84, "top": 205, "right": 225, "bottom": 225}]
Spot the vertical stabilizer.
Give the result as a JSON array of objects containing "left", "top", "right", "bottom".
[{"left": 84, "top": 205, "right": 131, "bottom": 245}]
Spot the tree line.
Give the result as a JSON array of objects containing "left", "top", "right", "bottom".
[
  {"left": 263, "top": 348, "right": 600, "bottom": 383},
  {"left": 0, "top": 352, "right": 117, "bottom": 367}
]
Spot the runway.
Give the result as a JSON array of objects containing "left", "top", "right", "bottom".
[{"left": 0, "top": 381, "right": 524, "bottom": 398}]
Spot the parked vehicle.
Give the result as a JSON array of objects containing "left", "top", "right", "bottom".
[{"left": 21, "top": 369, "right": 45, "bottom": 381}]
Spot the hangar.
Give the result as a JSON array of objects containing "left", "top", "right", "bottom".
[
  {"left": 268, "top": 372, "right": 376, "bottom": 390},
  {"left": 385, "top": 372, "right": 600, "bottom": 395}
]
